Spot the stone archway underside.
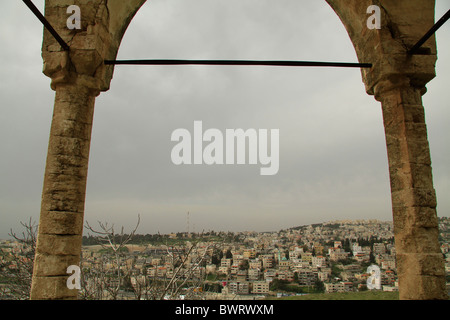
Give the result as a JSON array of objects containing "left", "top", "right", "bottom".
[{"left": 30, "top": 0, "right": 447, "bottom": 300}]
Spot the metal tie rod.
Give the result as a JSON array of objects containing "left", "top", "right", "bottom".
[
  {"left": 22, "top": 0, "right": 371, "bottom": 69},
  {"left": 22, "top": 0, "right": 70, "bottom": 51},
  {"left": 104, "top": 59, "right": 372, "bottom": 68},
  {"left": 408, "top": 8, "right": 450, "bottom": 55}
]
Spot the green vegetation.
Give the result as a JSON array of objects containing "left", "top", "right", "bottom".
[
  {"left": 269, "top": 279, "right": 324, "bottom": 294},
  {"left": 82, "top": 231, "right": 237, "bottom": 246},
  {"left": 269, "top": 290, "right": 399, "bottom": 300}
]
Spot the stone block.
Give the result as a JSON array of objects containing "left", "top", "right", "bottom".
[
  {"left": 394, "top": 228, "right": 441, "bottom": 253},
  {"left": 399, "top": 274, "right": 448, "bottom": 300},
  {"left": 38, "top": 211, "right": 84, "bottom": 235},
  {"left": 391, "top": 187, "right": 436, "bottom": 208},
  {"left": 41, "top": 189, "right": 86, "bottom": 213},
  {"left": 36, "top": 234, "right": 82, "bottom": 256},
  {"left": 31, "top": 275, "right": 78, "bottom": 300},
  {"left": 48, "top": 136, "right": 91, "bottom": 159},
  {"left": 33, "top": 253, "right": 79, "bottom": 277}
]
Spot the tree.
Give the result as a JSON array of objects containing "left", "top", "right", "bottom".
[
  {"left": 239, "top": 260, "right": 249, "bottom": 270},
  {"left": 83, "top": 215, "right": 141, "bottom": 300},
  {"left": 0, "top": 218, "right": 37, "bottom": 299},
  {"left": 211, "top": 248, "right": 223, "bottom": 266},
  {"left": 2, "top": 216, "right": 224, "bottom": 300},
  {"left": 343, "top": 238, "right": 352, "bottom": 254},
  {"left": 314, "top": 279, "right": 325, "bottom": 293},
  {"left": 284, "top": 250, "right": 290, "bottom": 260},
  {"left": 331, "top": 263, "right": 343, "bottom": 280},
  {"left": 369, "top": 251, "right": 376, "bottom": 264}
]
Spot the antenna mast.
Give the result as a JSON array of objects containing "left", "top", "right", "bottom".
[{"left": 187, "top": 211, "right": 190, "bottom": 236}]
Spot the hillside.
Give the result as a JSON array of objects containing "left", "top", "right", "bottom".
[{"left": 270, "top": 290, "right": 399, "bottom": 300}]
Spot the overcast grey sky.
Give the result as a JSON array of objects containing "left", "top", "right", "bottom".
[{"left": 0, "top": 1, "right": 449, "bottom": 238}]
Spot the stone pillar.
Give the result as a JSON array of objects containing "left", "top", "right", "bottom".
[
  {"left": 30, "top": 0, "right": 147, "bottom": 300},
  {"left": 326, "top": 0, "right": 447, "bottom": 300},
  {"left": 375, "top": 78, "right": 447, "bottom": 300},
  {"left": 30, "top": 82, "right": 99, "bottom": 300}
]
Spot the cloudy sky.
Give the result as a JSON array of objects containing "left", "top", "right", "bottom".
[{"left": 0, "top": 1, "right": 449, "bottom": 238}]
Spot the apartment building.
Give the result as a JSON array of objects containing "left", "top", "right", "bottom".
[
  {"left": 301, "top": 252, "right": 313, "bottom": 263},
  {"left": 230, "top": 262, "right": 241, "bottom": 275},
  {"left": 381, "top": 270, "right": 396, "bottom": 286},
  {"left": 261, "top": 255, "right": 274, "bottom": 269},
  {"left": 279, "top": 258, "right": 291, "bottom": 270},
  {"left": 243, "top": 249, "right": 256, "bottom": 259},
  {"left": 354, "top": 253, "right": 370, "bottom": 263},
  {"left": 221, "top": 258, "right": 232, "bottom": 268},
  {"left": 264, "top": 269, "right": 277, "bottom": 281},
  {"left": 249, "top": 259, "right": 261, "bottom": 270},
  {"left": 252, "top": 281, "right": 270, "bottom": 294},
  {"left": 297, "top": 269, "right": 317, "bottom": 286},
  {"left": 373, "top": 243, "right": 386, "bottom": 255},
  {"left": 277, "top": 270, "right": 295, "bottom": 282},
  {"left": 380, "top": 259, "right": 396, "bottom": 270},
  {"left": 228, "top": 281, "right": 249, "bottom": 295},
  {"left": 248, "top": 268, "right": 260, "bottom": 281},
  {"left": 218, "top": 266, "right": 230, "bottom": 275},
  {"left": 324, "top": 281, "right": 353, "bottom": 293},
  {"left": 237, "top": 269, "right": 247, "bottom": 281},
  {"left": 318, "top": 271, "right": 330, "bottom": 282},
  {"left": 156, "top": 266, "right": 167, "bottom": 278},
  {"left": 311, "top": 255, "right": 326, "bottom": 268},
  {"left": 329, "top": 248, "right": 349, "bottom": 261}
]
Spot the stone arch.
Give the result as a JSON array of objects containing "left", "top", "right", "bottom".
[{"left": 31, "top": 0, "right": 447, "bottom": 300}]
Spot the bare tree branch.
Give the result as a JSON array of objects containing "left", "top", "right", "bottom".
[{"left": 0, "top": 218, "right": 37, "bottom": 300}]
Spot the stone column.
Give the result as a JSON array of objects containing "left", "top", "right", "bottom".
[
  {"left": 30, "top": 81, "right": 99, "bottom": 300},
  {"left": 375, "top": 78, "right": 447, "bottom": 300},
  {"left": 326, "top": 0, "right": 447, "bottom": 299}
]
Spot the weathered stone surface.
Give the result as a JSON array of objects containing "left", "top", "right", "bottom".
[
  {"left": 35, "top": 234, "right": 82, "bottom": 256},
  {"left": 38, "top": 212, "right": 84, "bottom": 235},
  {"left": 378, "top": 84, "right": 445, "bottom": 299},
  {"left": 31, "top": 0, "right": 147, "bottom": 300},
  {"left": 31, "top": 276, "right": 78, "bottom": 300},
  {"left": 396, "top": 253, "right": 447, "bottom": 300},
  {"left": 333, "top": 0, "right": 448, "bottom": 299},
  {"left": 33, "top": 253, "right": 79, "bottom": 277},
  {"left": 327, "top": 0, "right": 437, "bottom": 93}
]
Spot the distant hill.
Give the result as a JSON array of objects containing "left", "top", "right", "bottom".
[{"left": 289, "top": 219, "right": 392, "bottom": 231}]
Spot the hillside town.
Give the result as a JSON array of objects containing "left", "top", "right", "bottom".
[{"left": 1, "top": 218, "right": 449, "bottom": 300}]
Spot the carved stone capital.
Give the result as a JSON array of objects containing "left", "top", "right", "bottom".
[
  {"left": 326, "top": 0, "right": 437, "bottom": 96},
  {"left": 42, "top": 0, "right": 146, "bottom": 92}
]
